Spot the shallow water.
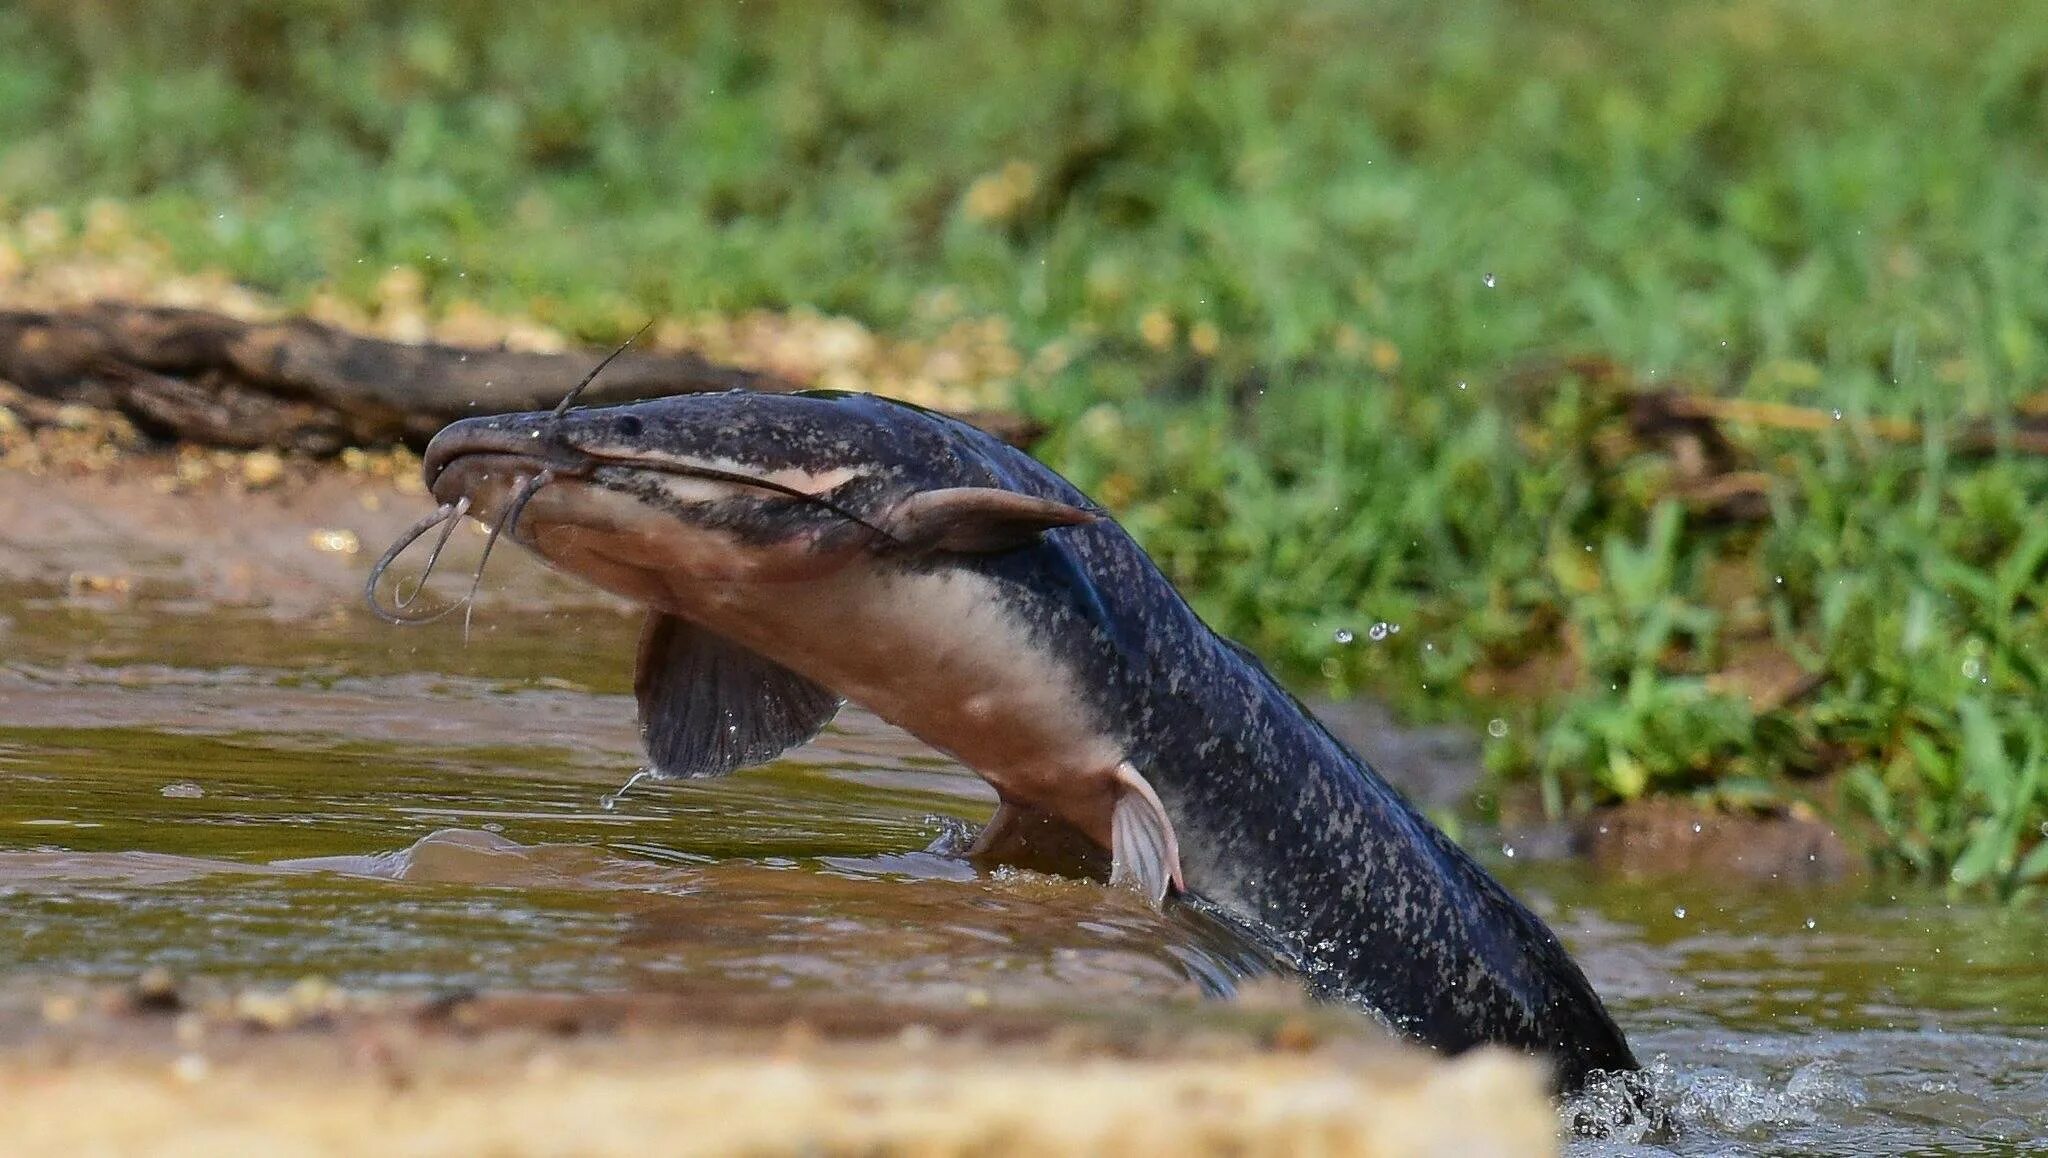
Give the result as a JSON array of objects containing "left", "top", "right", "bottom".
[{"left": 2, "top": 597, "right": 2043, "bottom": 1153}]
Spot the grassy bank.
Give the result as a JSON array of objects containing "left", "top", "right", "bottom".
[{"left": 3, "top": 0, "right": 2045, "bottom": 892}]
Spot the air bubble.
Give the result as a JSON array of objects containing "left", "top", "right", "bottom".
[
  {"left": 1486, "top": 718, "right": 1509, "bottom": 738},
  {"left": 1367, "top": 622, "right": 1393, "bottom": 641},
  {"left": 1333, "top": 628, "right": 1355, "bottom": 644},
  {"left": 1482, "top": 272, "right": 1497, "bottom": 288},
  {"left": 1674, "top": 907, "right": 1688, "bottom": 919}
]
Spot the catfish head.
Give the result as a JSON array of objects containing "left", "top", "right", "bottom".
[
  {"left": 401, "top": 390, "right": 1118, "bottom": 798},
  {"left": 419, "top": 390, "right": 1096, "bottom": 598}
]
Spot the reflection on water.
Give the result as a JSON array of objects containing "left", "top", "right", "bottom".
[{"left": 1, "top": 600, "right": 2044, "bottom": 1153}]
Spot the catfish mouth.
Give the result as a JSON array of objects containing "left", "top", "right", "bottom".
[
  {"left": 429, "top": 449, "right": 563, "bottom": 514},
  {"left": 422, "top": 425, "right": 586, "bottom": 507},
  {"left": 370, "top": 414, "right": 904, "bottom": 627}
]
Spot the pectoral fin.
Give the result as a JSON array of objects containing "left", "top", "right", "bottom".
[
  {"left": 882, "top": 487, "right": 1097, "bottom": 554},
  {"left": 1107, "top": 762, "right": 1184, "bottom": 906},
  {"left": 634, "top": 612, "right": 843, "bottom": 779}
]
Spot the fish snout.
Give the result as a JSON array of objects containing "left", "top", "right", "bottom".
[{"left": 421, "top": 416, "right": 593, "bottom": 504}]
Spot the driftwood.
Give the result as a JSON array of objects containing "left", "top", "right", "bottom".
[
  {"left": 1631, "top": 389, "right": 2048, "bottom": 456},
  {"left": 0, "top": 303, "right": 1039, "bottom": 454},
  {"left": 1496, "top": 354, "right": 2048, "bottom": 523}
]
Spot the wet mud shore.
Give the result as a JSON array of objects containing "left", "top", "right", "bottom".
[{"left": 2, "top": 979, "right": 1555, "bottom": 1156}]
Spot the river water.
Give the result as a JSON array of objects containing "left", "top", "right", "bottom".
[{"left": 1, "top": 598, "right": 2042, "bottom": 1153}]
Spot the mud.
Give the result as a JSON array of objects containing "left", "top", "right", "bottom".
[
  {"left": 0, "top": 446, "right": 599, "bottom": 617},
  {"left": 1575, "top": 798, "right": 1859, "bottom": 883},
  {"left": 1, "top": 980, "right": 1556, "bottom": 1157}
]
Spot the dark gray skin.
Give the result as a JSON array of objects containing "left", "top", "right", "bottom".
[{"left": 409, "top": 389, "right": 1637, "bottom": 1093}]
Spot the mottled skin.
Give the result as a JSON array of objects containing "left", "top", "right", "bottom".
[{"left": 420, "top": 390, "right": 1637, "bottom": 1092}]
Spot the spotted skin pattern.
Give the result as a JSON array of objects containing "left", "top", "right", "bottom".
[{"left": 423, "top": 391, "right": 1638, "bottom": 1092}]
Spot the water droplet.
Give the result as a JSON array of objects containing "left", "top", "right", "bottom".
[
  {"left": 1961, "top": 657, "right": 1984, "bottom": 680},
  {"left": 1367, "top": 622, "right": 1392, "bottom": 642},
  {"left": 1486, "top": 718, "right": 1509, "bottom": 738},
  {"left": 1456, "top": 380, "right": 1468, "bottom": 391},
  {"left": 1832, "top": 409, "right": 1843, "bottom": 421},
  {"left": 600, "top": 768, "right": 659, "bottom": 811},
  {"left": 1692, "top": 822, "right": 1702, "bottom": 834},
  {"left": 1774, "top": 575, "right": 1785, "bottom": 585},
  {"left": 1501, "top": 844, "right": 1517, "bottom": 858},
  {"left": 160, "top": 782, "right": 204, "bottom": 799},
  {"left": 1482, "top": 272, "right": 1497, "bottom": 288},
  {"left": 1333, "top": 628, "right": 1355, "bottom": 644},
  {"left": 1805, "top": 917, "right": 1817, "bottom": 930},
  {"left": 1674, "top": 907, "right": 1687, "bottom": 919}
]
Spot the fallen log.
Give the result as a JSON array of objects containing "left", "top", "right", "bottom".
[{"left": 0, "top": 303, "right": 1040, "bottom": 454}]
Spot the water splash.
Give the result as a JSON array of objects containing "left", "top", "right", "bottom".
[
  {"left": 600, "top": 768, "right": 661, "bottom": 812},
  {"left": 1564, "top": 1058, "right": 1866, "bottom": 1149}
]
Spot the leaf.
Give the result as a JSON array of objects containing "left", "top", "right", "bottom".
[
  {"left": 1949, "top": 821, "right": 2008, "bottom": 888},
  {"left": 1994, "top": 521, "right": 2048, "bottom": 606},
  {"left": 2017, "top": 839, "right": 2048, "bottom": 884},
  {"left": 1957, "top": 698, "right": 2013, "bottom": 805},
  {"left": 1605, "top": 749, "right": 1648, "bottom": 800}
]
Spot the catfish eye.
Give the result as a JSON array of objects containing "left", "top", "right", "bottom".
[{"left": 614, "top": 414, "right": 645, "bottom": 438}]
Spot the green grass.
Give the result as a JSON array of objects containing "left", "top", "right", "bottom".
[{"left": 3, "top": 0, "right": 2046, "bottom": 892}]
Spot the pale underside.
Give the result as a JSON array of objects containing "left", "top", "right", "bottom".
[{"left": 444, "top": 463, "right": 1186, "bottom": 902}]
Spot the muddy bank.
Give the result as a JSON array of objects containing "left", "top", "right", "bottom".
[
  {"left": 1, "top": 981, "right": 1556, "bottom": 1157},
  {"left": 0, "top": 445, "right": 592, "bottom": 618}
]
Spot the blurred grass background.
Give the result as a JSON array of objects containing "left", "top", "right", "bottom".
[{"left": 2, "top": 0, "right": 2045, "bottom": 892}]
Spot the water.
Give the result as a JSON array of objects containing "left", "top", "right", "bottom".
[{"left": 2, "top": 597, "right": 2044, "bottom": 1152}]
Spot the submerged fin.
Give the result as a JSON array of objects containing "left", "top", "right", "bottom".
[
  {"left": 1107, "top": 762, "right": 1184, "bottom": 906},
  {"left": 967, "top": 801, "right": 1111, "bottom": 880},
  {"left": 634, "top": 612, "right": 843, "bottom": 779},
  {"left": 883, "top": 487, "right": 1097, "bottom": 554},
  {"left": 967, "top": 801, "right": 1028, "bottom": 857}
]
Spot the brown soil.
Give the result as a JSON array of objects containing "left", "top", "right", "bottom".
[
  {"left": 0, "top": 437, "right": 598, "bottom": 618},
  {"left": 1576, "top": 797, "right": 1859, "bottom": 883}
]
